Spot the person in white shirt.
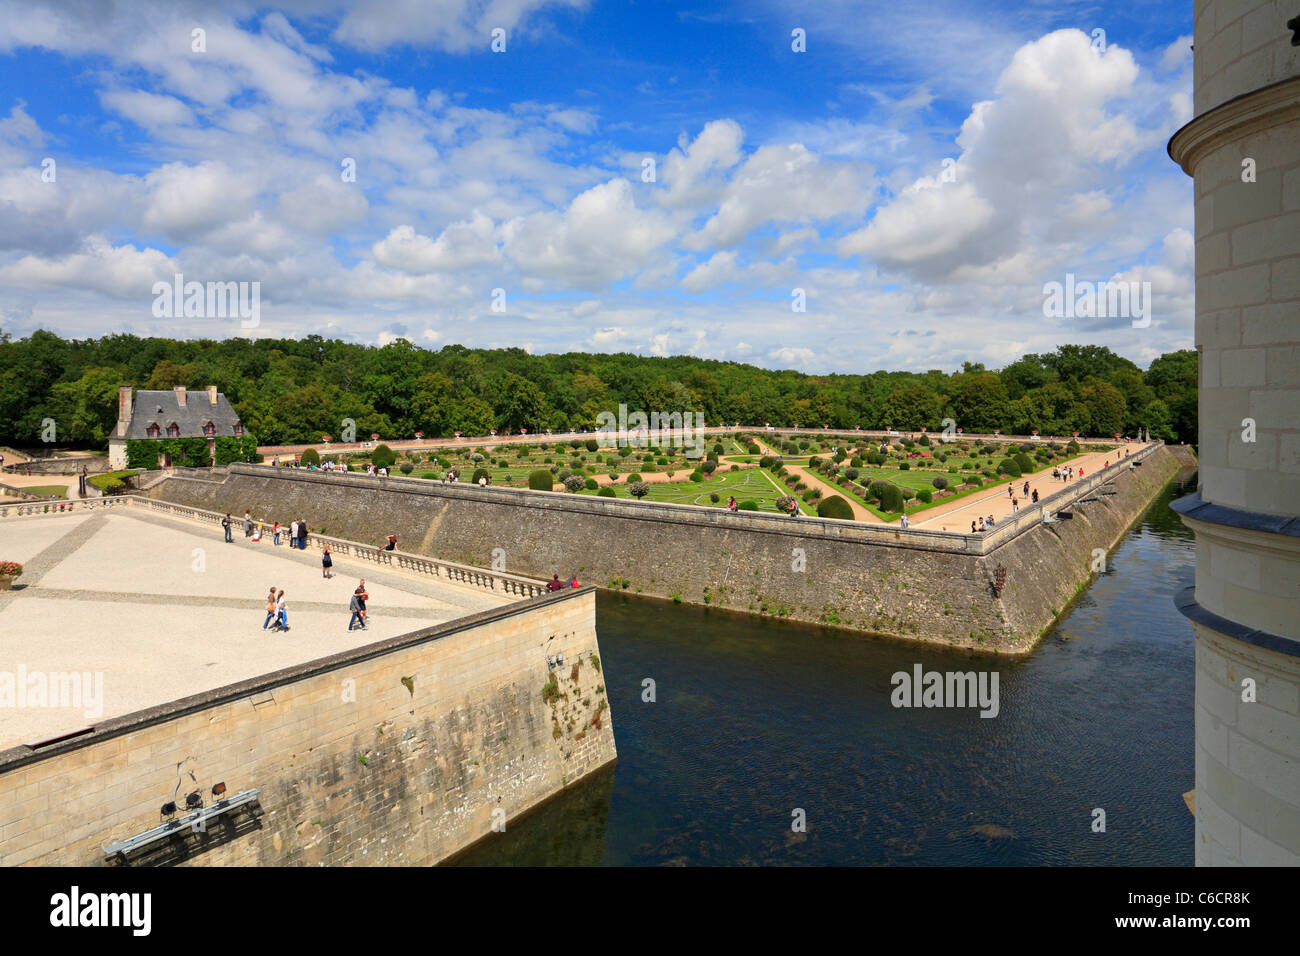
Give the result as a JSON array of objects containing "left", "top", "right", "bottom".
[{"left": 290, "top": 519, "right": 299, "bottom": 549}]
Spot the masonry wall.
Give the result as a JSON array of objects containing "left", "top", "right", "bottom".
[
  {"left": 0, "top": 588, "right": 615, "bottom": 866},
  {"left": 144, "top": 447, "right": 1185, "bottom": 654}
]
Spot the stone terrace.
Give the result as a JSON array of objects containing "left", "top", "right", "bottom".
[{"left": 0, "top": 508, "right": 520, "bottom": 748}]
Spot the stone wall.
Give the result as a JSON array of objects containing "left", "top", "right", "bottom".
[
  {"left": 143, "top": 446, "right": 1186, "bottom": 654},
  {"left": 0, "top": 588, "right": 615, "bottom": 866}
]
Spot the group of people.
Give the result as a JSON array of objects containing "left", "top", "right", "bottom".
[
  {"left": 222, "top": 511, "right": 310, "bottom": 549},
  {"left": 972, "top": 514, "right": 999, "bottom": 533},
  {"left": 546, "top": 573, "right": 580, "bottom": 591},
  {"left": 261, "top": 578, "right": 372, "bottom": 633}
]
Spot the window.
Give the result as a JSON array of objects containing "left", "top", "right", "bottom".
[
  {"left": 203, "top": 422, "right": 215, "bottom": 437},
  {"left": 146, "top": 423, "right": 160, "bottom": 439},
  {"left": 166, "top": 423, "right": 180, "bottom": 438},
  {"left": 233, "top": 421, "right": 244, "bottom": 436}
]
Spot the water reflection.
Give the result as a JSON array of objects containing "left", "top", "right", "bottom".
[{"left": 450, "top": 475, "right": 1197, "bottom": 866}]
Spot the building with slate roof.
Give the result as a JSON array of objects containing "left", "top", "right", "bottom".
[{"left": 108, "top": 385, "right": 247, "bottom": 468}]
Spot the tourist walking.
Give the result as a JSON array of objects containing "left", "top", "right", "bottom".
[
  {"left": 275, "top": 590, "right": 289, "bottom": 631},
  {"left": 1022, "top": 480, "right": 1030, "bottom": 497},
  {"left": 298, "top": 519, "right": 309, "bottom": 550},
  {"left": 900, "top": 513, "right": 909, "bottom": 530},
  {"left": 272, "top": 520, "right": 281, "bottom": 546},
  {"left": 357, "top": 581, "right": 369, "bottom": 626},
  {"left": 243, "top": 510, "right": 252, "bottom": 537},
  {"left": 263, "top": 587, "right": 278, "bottom": 630},
  {"left": 322, "top": 544, "right": 333, "bottom": 578},
  {"left": 348, "top": 588, "right": 367, "bottom": 630},
  {"left": 222, "top": 513, "right": 232, "bottom": 542}
]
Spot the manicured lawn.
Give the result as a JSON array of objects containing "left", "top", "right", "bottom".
[
  {"left": 24, "top": 485, "right": 68, "bottom": 498},
  {"left": 577, "top": 466, "right": 814, "bottom": 514}
]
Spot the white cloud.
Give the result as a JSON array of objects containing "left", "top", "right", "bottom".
[
  {"left": 373, "top": 213, "right": 501, "bottom": 274},
  {"left": 681, "top": 251, "right": 739, "bottom": 292},
  {"left": 501, "top": 178, "right": 675, "bottom": 286}
]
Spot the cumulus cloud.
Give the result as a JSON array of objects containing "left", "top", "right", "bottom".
[
  {"left": 373, "top": 213, "right": 501, "bottom": 274},
  {"left": 687, "top": 142, "right": 871, "bottom": 250},
  {"left": 501, "top": 178, "right": 675, "bottom": 286}
]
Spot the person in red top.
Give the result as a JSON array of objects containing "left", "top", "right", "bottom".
[
  {"left": 547, "top": 574, "right": 564, "bottom": 592},
  {"left": 569, "top": 576, "right": 579, "bottom": 588}
]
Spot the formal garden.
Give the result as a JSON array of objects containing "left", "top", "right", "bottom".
[
  {"left": 759, "top": 435, "right": 1113, "bottom": 519},
  {"left": 289, "top": 431, "right": 1117, "bottom": 522}
]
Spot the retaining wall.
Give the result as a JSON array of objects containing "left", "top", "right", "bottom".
[
  {"left": 143, "top": 446, "right": 1189, "bottom": 653},
  {"left": 0, "top": 588, "right": 615, "bottom": 866}
]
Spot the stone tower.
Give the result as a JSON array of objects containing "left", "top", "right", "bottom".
[{"left": 1168, "top": 1, "right": 1300, "bottom": 864}]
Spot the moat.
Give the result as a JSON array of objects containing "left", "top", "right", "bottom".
[{"left": 451, "top": 474, "right": 1197, "bottom": 866}]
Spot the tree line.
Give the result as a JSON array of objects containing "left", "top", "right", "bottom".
[{"left": 0, "top": 330, "right": 1197, "bottom": 448}]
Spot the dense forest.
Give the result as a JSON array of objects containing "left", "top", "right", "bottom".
[{"left": 0, "top": 330, "right": 1198, "bottom": 448}]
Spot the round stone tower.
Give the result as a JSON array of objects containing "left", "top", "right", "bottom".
[{"left": 1168, "top": 1, "right": 1300, "bottom": 865}]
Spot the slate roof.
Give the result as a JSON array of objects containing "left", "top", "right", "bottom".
[{"left": 124, "top": 390, "right": 244, "bottom": 440}]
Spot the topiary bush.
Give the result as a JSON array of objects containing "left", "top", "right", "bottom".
[
  {"left": 701, "top": 459, "right": 717, "bottom": 475},
  {"left": 371, "top": 444, "right": 396, "bottom": 469},
  {"left": 899, "top": 462, "right": 910, "bottom": 470},
  {"left": 586, "top": 439, "right": 599, "bottom": 452},
  {"left": 627, "top": 473, "right": 642, "bottom": 483},
  {"left": 628, "top": 481, "right": 650, "bottom": 499},
  {"left": 738, "top": 500, "right": 759, "bottom": 511},
  {"left": 597, "top": 486, "right": 616, "bottom": 497},
  {"left": 300, "top": 447, "right": 320, "bottom": 467},
  {"left": 710, "top": 492, "right": 720, "bottom": 503},
  {"left": 932, "top": 476, "right": 948, "bottom": 490},
  {"left": 817, "top": 495, "right": 853, "bottom": 520},
  {"left": 564, "top": 475, "right": 586, "bottom": 493},
  {"left": 879, "top": 483, "right": 905, "bottom": 513},
  {"left": 528, "top": 469, "right": 554, "bottom": 491},
  {"left": 998, "top": 459, "right": 1022, "bottom": 478},
  {"left": 400, "top": 461, "right": 415, "bottom": 474},
  {"left": 917, "top": 489, "right": 933, "bottom": 503}
]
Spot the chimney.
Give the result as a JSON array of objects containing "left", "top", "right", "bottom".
[
  {"left": 207, "top": 385, "right": 218, "bottom": 406},
  {"left": 117, "top": 385, "right": 132, "bottom": 437},
  {"left": 175, "top": 385, "right": 186, "bottom": 407}
]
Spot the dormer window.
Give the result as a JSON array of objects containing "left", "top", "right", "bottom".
[
  {"left": 146, "top": 423, "right": 160, "bottom": 439},
  {"left": 233, "top": 421, "right": 244, "bottom": 436},
  {"left": 166, "top": 423, "right": 180, "bottom": 438},
  {"left": 203, "top": 422, "right": 215, "bottom": 437}
]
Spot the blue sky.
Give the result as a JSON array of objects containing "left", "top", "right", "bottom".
[{"left": 0, "top": 0, "right": 1195, "bottom": 373}]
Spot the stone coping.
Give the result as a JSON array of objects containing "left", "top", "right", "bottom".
[
  {"left": 1168, "top": 73, "right": 1300, "bottom": 174},
  {"left": 0, "top": 585, "right": 594, "bottom": 775},
  {"left": 1174, "top": 585, "right": 1300, "bottom": 660},
  {"left": 1170, "top": 491, "right": 1300, "bottom": 538}
]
